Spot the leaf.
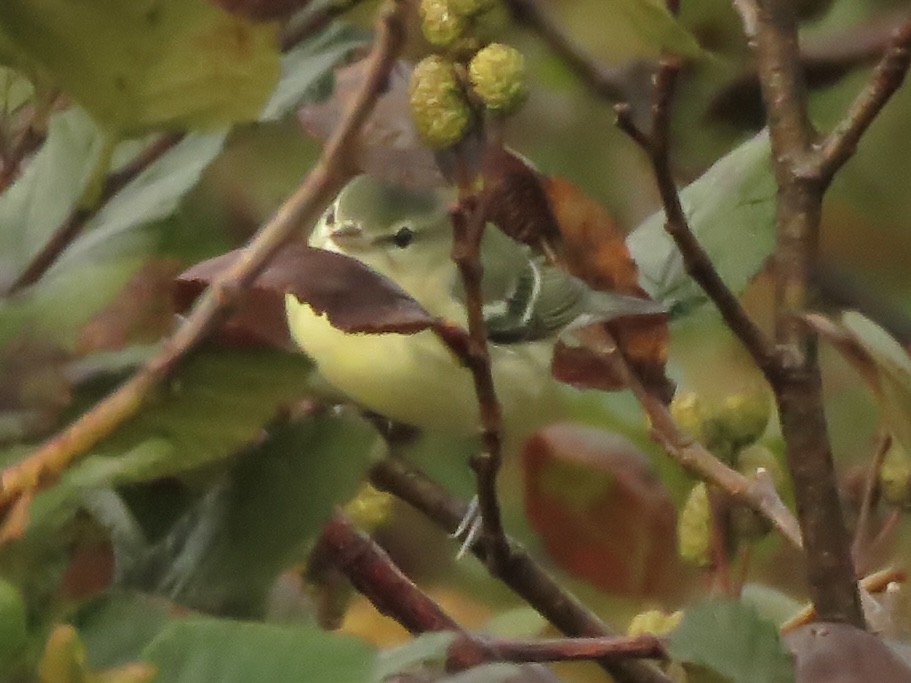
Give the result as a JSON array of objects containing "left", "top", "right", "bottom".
[
  {"left": 627, "top": 131, "right": 775, "bottom": 316},
  {"left": 22, "top": 350, "right": 315, "bottom": 535},
  {"left": 74, "top": 592, "right": 178, "bottom": 670},
  {"left": 176, "top": 244, "right": 438, "bottom": 345},
  {"left": 374, "top": 632, "right": 456, "bottom": 680},
  {"left": 0, "top": 109, "right": 109, "bottom": 288},
  {"left": 522, "top": 424, "right": 682, "bottom": 598},
  {"left": 142, "top": 415, "right": 380, "bottom": 615},
  {"left": 668, "top": 598, "right": 794, "bottom": 683},
  {"left": 142, "top": 618, "right": 375, "bottom": 683},
  {"left": 260, "top": 22, "right": 366, "bottom": 122},
  {"left": 0, "top": 126, "right": 228, "bottom": 350},
  {"left": 0, "top": 0, "right": 280, "bottom": 134},
  {"left": 608, "top": 0, "right": 705, "bottom": 60},
  {"left": 808, "top": 311, "right": 911, "bottom": 455}
]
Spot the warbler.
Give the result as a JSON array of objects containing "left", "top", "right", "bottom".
[{"left": 285, "top": 174, "right": 663, "bottom": 438}]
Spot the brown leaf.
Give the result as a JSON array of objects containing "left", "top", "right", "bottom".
[
  {"left": 522, "top": 423, "right": 685, "bottom": 599},
  {"left": 543, "top": 177, "right": 671, "bottom": 398},
  {"left": 480, "top": 148, "right": 562, "bottom": 252},
  {"left": 175, "top": 243, "right": 437, "bottom": 347}
]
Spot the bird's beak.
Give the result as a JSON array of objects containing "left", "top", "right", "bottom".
[{"left": 329, "top": 222, "right": 365, "bottom": 249}]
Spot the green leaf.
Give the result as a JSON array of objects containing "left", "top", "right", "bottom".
[
  {"left": 668, "top": 598, "right": 794, "bottom": 683},
  {"left": 627, "top": 131, "right": 775, "bottom": 316},
  {"left": 145, "top": 415, "right": 380, "bottom": 615},
  {"left": 260, "top": 22, "right": 366, "bottom": 122},
  {"left": 24, "top": 350, "right": 315, "bottom": 534},
  {"left": 0, "top": 0, "right": 280, "bottom": 134},
  {"left": 142, "top": 618, "right": 375, "bottom": 683},
  {"left": 0, "top": 109, "right": 108, "bottom": 287},
  {"left": 74, "top": 592, "right": 177, "bottom": 670},
  {"left": 0, "top": 127, "right": 228, "bottom": 349},
  {"left": 608, "top": 0, "right": 704, "bottom": 59},
  {"left": 375, "top": 632, "right": 456, "bottom": 681},
  {"left": 818, "top": 312, "right": 911, "bottom": 455}
]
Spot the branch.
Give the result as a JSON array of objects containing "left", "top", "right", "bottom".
[
  {"left": 502, "top": 0, "right": 629, "bottom": 102},
  {"left": 317, "top": 512, "right": 463, "bottom": 634},
  {"left": 369, "top": 458, "right": 673, "bottom": 683},
  {"left": 319, "top": 514, "right": 668, "bottom": 671},
  {"left": 449, "top": 192, "right": 508, "bottom": 570},
  {"left": 3, "top": 5, "right": 359, "bottom": 299},
  {"left": 449, "top": 633, "right": 666, "bottom": 666},
  {"left": 732, "top": 0, "right": 868, "bottom": 627},
  {"left": 0, "top": 0, "right": 408, "bottom": 529},
  {"left": 816, "top": 19, "right": 911, "bottom": 183},
  {"left": 4, "top": 133, "right": 184, "bottom": 296},
  {"left": 614, "top": 59, "right": 776, "bottom": 380},
  {"left": 579, "top": 325, "right": 802, "bottom": 549}
]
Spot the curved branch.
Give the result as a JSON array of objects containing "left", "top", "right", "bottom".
[{"left": 0, "top": 0, "right": 408, "bottom": 529}]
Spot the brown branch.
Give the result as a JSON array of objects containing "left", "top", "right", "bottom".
[
  {"left": 369, "top": 457, "right": 673, "bottom": 683},
  {"left": 448, "top": 193, "right": 508, "bottom": 571},
  {"left": 318, "top": 514, "right": 667, "bottom": 671},
  {"left": 317, "top": 512, "right": 464, "bottom": 634},
  {"left": 816, "top": 19, "right": 911, "bottom": 183},
  {"left": 449, "top": 633, "right": 666, "bottom": 666},
  {"left": 0, "top": 0, "right": 408, "bottom": 527},
  {"left": 0, "top": 121, "right": 45, "bottom": 195},
  {"left": 732, "top": 0, "right": 874, "bottom": 627},
  {"left": 615, "top": 61, "right": 777, "bottom": 380},
  {"left": 502, "top": 0, "right": 629, "bottom": 103},
  {"left": 4, "top": 133, "right": 184, "bottom": 296}
]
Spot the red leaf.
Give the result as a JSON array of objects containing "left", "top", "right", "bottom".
[{"left": 522, "top": 423, "right": 685, "bottom": 599}]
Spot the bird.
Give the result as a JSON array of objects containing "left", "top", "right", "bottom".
[{"left": 284, "top": 174, "right": 665, "bottom": 441}]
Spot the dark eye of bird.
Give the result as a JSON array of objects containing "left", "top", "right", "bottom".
[{"left": 392, "top": 225, "right": 414, "bottom": 248}]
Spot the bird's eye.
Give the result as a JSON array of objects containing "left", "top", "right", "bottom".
[{"left": 392, "top": 225, "right": 414, "bottom": 248}]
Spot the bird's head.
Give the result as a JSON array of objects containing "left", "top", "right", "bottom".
[{"left": 310, "top": 175, "right": 456, "bottom": 286}]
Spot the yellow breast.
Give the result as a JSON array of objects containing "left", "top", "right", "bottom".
[{"left": 285, "top": 294, "right": 558, "bottom": 435}]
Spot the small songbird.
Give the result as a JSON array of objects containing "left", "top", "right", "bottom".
[{"left": 285, "top": 174, "right": 664, "bottom": 439}]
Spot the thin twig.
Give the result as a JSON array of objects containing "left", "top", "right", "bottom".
[
  {"left": 0, "top": 0, "right": 408, "bottom": 528},
  {"left": 816, "top": 19, "right": 911, "bottom": 183},
  {"left": 615, "top": 61, "right": 776, "bottom": 380},
  {"left": 502, "top": 0, "right": 629, "bottom": 102},
  {"left": 780, "top": 566, "right": 907, "bottom": 633},
  {"left": 449, "top": 191, "right": 509, "bottom": 571},
  {"left": 852, "top": 433, "right": 891, "bottom": 574},
  {"left": 0, "top": 122, "right": 44, "bottom": 195},
  {"left": 580, "top": 325, "right": 802, "bottom": 549},
  {"left": 369, "top": 457, "right": 673, "bottom": 683},
  {"left": 4, "top": 133, "right": 184, "bottom": 296}
]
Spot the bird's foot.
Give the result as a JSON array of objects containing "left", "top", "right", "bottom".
[{"left": 451, "top": 495, "right": 482, "bottom": 559}]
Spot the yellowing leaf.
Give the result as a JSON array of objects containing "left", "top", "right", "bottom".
[{"left": 0, "top": 0, "right": 280, "bottom": 134}]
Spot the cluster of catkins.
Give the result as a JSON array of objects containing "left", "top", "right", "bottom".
[
  {"left": 409, "top": 0, "right": 527, "bottom": 149},
  {"left": 671, "top": 386, "right": 781, "bottom": 567}
]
